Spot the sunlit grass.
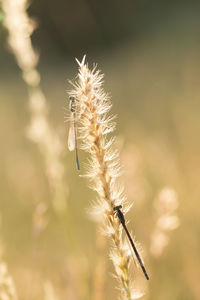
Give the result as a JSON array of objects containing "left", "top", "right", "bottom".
[{"left": 0, "top": 7, "right": 200, "bottom": 298}]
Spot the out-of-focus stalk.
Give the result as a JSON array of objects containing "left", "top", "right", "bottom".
[
  {"left": 0, "top": 263, "right": 18, "bottom": 300},
  {"left": 2, "top": 0, "right": 68, "bottom": 214},
  {"left": 150, "top": 187, "right": 179, "bottom": 257}
]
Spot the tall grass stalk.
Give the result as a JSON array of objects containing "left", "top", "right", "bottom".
[
  {"left": 2, "top": 0, "right": 68, "bottom": 214},
  {"left": 0, "top": 263, "right": 18, "bottom": 300},
  {"left": 68, "top": 56, "right": 145, "bottom": 299},
  {"left": 93, "top": 228, "right": 106, "bottom": 300}
]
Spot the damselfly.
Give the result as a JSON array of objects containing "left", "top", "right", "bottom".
[
  {"left": 114, "top": 205, "right": 149, "bottom": 280},
  {"left": 68, "top": 96, "right": 80, "bottom": 170}
]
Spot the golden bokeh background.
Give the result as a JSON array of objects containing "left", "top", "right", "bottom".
[{"left": 0, "top": 0, "right": 200, "bottom": 299}]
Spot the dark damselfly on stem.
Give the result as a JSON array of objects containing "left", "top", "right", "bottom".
[{"left": 114, "top": 205, "right": 149, "bottom": 280}]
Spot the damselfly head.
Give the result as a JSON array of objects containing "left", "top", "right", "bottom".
[
  {"left": 114, "top": 205, "right": 122, "bottom": 211},
  {"left": 69, "top": 96, "right": 75, "bottom": 112}
]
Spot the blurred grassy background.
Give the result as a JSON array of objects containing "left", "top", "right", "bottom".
[{"left": 0, "top": 0, "right": 200, "bottom": 299}]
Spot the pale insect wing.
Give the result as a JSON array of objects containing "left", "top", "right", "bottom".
[
  {"left": 68, "top": 115, "right": 75, "bottom": 151},
  {"left": 125, "top": 235, "right": 138, "bottom": 266},
  {"left": 126, "top": 235, "right": 141, "bottom": 269}
]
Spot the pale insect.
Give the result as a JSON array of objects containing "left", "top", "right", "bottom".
[{"left": 68, "top": 96, "right": 80, "bottom": 170}]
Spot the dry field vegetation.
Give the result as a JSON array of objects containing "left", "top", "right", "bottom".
[{"left": 0, "top": 0, "right": 200, "bottom": 299}]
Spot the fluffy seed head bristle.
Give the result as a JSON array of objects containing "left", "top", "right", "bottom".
[{"left": 68, "top": 56, "right": 146, "bottom": 299}]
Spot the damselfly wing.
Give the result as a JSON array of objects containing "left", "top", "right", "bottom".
[{"left": 68, "top": 114, "right": 75, "bottom": 151}]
